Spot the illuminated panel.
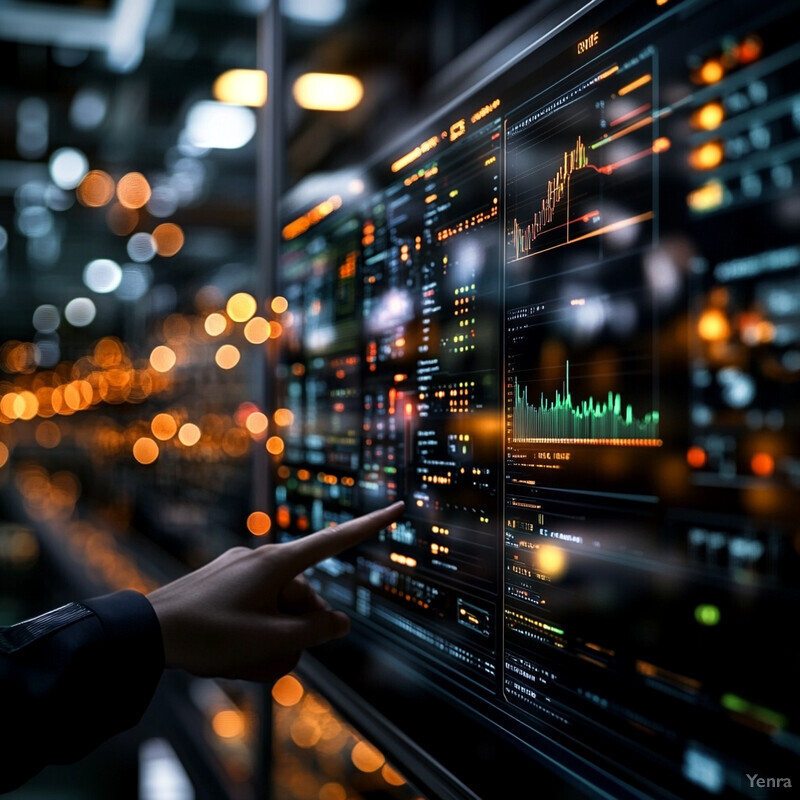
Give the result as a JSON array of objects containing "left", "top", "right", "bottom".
[{"left": 274, "top": 1, "right": 800, "bottom": 798}]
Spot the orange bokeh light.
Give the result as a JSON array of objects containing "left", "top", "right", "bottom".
[
  {"left": 272, "top": 674, "right": 304, "bottom": 706},
  {"left": 266, "top": 436, "right": 284, "bottom": 455},
  {"left": 117, "top": 172, "right": 151, "bottom": 209},
  {"left": 133, "top": 437, "right": 159, "bottom": 464},
  {"left": 689, "top": 141, "right": 724, "bottom": 170},
  {"left": 247, "top": 511, "right": 272, "bottom": 536},
  {"left": 751, "top": 452, "right": 775, "bottom": 477},
  {"left": 76, "top": 170, "right": 115, "bottom": 207},
  {"left": 686, "top": 445, "right": 707, "bottom": 469},
  {"left": 152, "top": 223, "right": 184, "bottom": 257}
]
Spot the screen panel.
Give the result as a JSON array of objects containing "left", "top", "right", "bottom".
[{"left": 272, "top": 1, "right": 800, "bottom": 797}]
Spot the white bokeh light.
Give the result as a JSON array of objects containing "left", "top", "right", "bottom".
[
  {"left": 49, "top": 147, "right": 89, "bottom": 190},
  {"left": 64, "top": 297, "right": 97, "bottom": 327},
  {"left": 127, "top": 232, "right": 156, "bottom": 262},
  {"left": 83, "top": 258, "right": 122, "bottom": 293},
  {"left": 32, "top": 304, "right": 60, "bottom": 333}
]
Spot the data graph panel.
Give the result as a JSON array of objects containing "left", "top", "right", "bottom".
[{"left": 506, "top": 53, "right": 657, "bottom": 262}]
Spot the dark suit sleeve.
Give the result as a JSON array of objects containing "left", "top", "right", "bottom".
[{"left": 0, "top": 590, "right": 165, "bottom": 793}]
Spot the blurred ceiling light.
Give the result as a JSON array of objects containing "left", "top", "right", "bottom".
[
  {"left": 213, "top": 69, "right": 268, "bottom": 107},
  {"left": 0, "top": 0, "right": 155, "bottom": 73},
  {"left": 127, "top": 232, "right": 156, "bottom": 262},
  {"left": 49, "top": 148, "right": 88, "bottom": 190},
  {"left": 69, "top": 87, "right": 107, "bottom": 130},
  {"left": 32, "top": 304, "right": 60, "bottom": 333},
  {"left": 116, "top": 264, "right": 152, "bottom": 302},
  {"left": 283, "top": 0, "right": 345, "bottom": 24},
  {"left": 83, "top": 258, "right": 122, "bottom": 293},
  {"left": 64, "top": 297, "right": 97, "bottom": 327},
  {"left": 184, "top": 101, "right": 256, "bottom": 149},
  {"left": 293, "top": 73, "right": 363, "bottom": 111}
]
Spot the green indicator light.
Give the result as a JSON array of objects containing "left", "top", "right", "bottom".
[
  {"left": 695, "top": 604, "right": 721, "bottom": 626},
  {"left": 721, "top": 694, "right": 788, "bottom": 730},
  {"left": 721, "top": 693, "right": 748, "bottom": 713}
]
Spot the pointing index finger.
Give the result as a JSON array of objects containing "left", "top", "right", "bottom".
[{"left": 281, "top": 501, "right": 405, "bottom": 572}]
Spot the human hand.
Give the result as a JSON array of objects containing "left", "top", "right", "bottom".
[{"left": 146, "top": 501, "right": 405, "bottom": 682}]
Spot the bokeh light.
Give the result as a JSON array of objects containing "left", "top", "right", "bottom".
[
  {"left": 64, "top": 297, "right": 97, "bottom": 327},
  {"left": 244, "top": 317, "right": 270, "bottom": 343},
  {"left": 215, "top": 344, "right": 241, "bottom": 369},
  {"left": 211, "top": 709, "right": 245, "bottom": 739},
  {"left": 351, "top": 741, "right": 385, "bottom": 772},
  {"left": 117, "top": 172, "right": 151, "bottom": 209},
  {"left": 151, "top": 413, "right": 178, "bottom": 441},
  {"left": 247, "top": 511, "right": 271, "bottom": 536},
  {"left": 49, "top": 147, "right": 88, "bottom": 190},
  {"left": 227, "top": 292, "right": 257, "bottom": 322},
  {"left": 204, "top": 312, "right": 228, "bottom": 337},
  {"left": 76, "top": 170, "right": 115, "bottom": 207},
  {"left": 133, "top": 437, "right": 159, "bottom": 464},
  {"left": 83, "top": 258, "right": 122, "bottom": 293},
  {"left": 177, "top": 422, "right": 201, "bottom": 446},
  {"left": 266, "top": 436, "right": 284, "bottom": 455},
  {"left": 150, "top": 345, "right": 177, "bottom": 372},
  {"left": 270, "top": 295, "right": 289, "bottom": 314},
  {"left": 152, "top": 223, "right": 185, "bottom": 257},
  {"left": 272, "top": 674, "right": 304, "bottom": 706}
]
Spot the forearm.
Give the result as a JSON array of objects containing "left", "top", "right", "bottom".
[{"left": 0, "top": 590, "right": 164, "bottom": 793}]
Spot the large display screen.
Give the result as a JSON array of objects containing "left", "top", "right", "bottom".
[{"left": 272, "top": 0, "right": 800, "bottom": 797}]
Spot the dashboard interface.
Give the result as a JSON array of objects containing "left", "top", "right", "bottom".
[{"left": 272, "top": 0, "right": 800, "bottom": 797}]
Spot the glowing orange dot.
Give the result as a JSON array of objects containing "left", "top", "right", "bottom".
[
  {"left": 152, "top": 223, "right": 184, "bottom": 257},
  {"left": 76, "top": 170, "right": 115, "bottom": 207},
  {"left": 268, "top": 321, "right": 283, "bottom": 338},
  {"left": 178, "top": 422, "right": 201, "bottom": 446},
  {"left": 351, "top": 741, "right": 385, "bottom": 773},
  {"left": 150, "top": 345, "right": 177, "bottom": 372},
  {"left": 227, "top": 292, "right": 257, "bottom": 323},
  {"left": 266, "top": 436, "right": 284, "bottom": 455},
  {"left": 116, "top": 172, "right": 151, "bottom": 209},
  {"left": 273, "top": 408, "right": 294, "bottom": 426},
  {"left": 244, "top": 316, "right": 271, "bottom": 343},
  {"left": 35, "top": 420, "right": 62, "bottom": 449},
  {"left": 689, "top": 141, "right": 724, "bottom": 170},
  {"left": 652, "top": 136, "right": 670, "bottom": 153},
  {"left": 319, "top": 783, "right": 347, "bottom": 800},
  {"left": 245, "top": 411, "right": 269, "bottom": 436},
  {"left": 204, "top": 312, "right": 228, "bottom": 337},
  {"left": 133, "top": 437, "right": 159, "bottom": 464},
  {"left": 686, "top": 445, "right": 707, "bottom": 468},
  {"left": 0, "top": 442, "right": 9, "bottom": 468},
  {"left": 247, "top": 511, "right": 272, "bottom": 536},
  {"left": 697, "top": 308, "right": 730, "bottom": 341},
  {"left": 692, "top": 103, "right": 724, "bottom": 131},
  {"left": 215, "top": 344, "right": 241, "bottom": 369},
  {"left": 751, "top": 452, "right": 775, "bottom": 477},
  {"left": 270, "top": 296, "right": 289, "bottom": 314},
  {"left": 151, "top": 413, "right": 178, "bottom": 441},
  {"left": 106, "top": 202, "right": 139, "bottom": 235},
  {"left": 735, "top": 35, "right": 762, "bottom": 64},
  {"left": 211, "top": 709, "right": 245, "bottom": 739},
  {"left": 699, "top": 59, "right": 724, "bottom": 85},
  {"left": 381, "top": 765, "right": 406, "bottom": 786},
  {"left": 272, "top": 674, "right": 304, "bottom": 706}
]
